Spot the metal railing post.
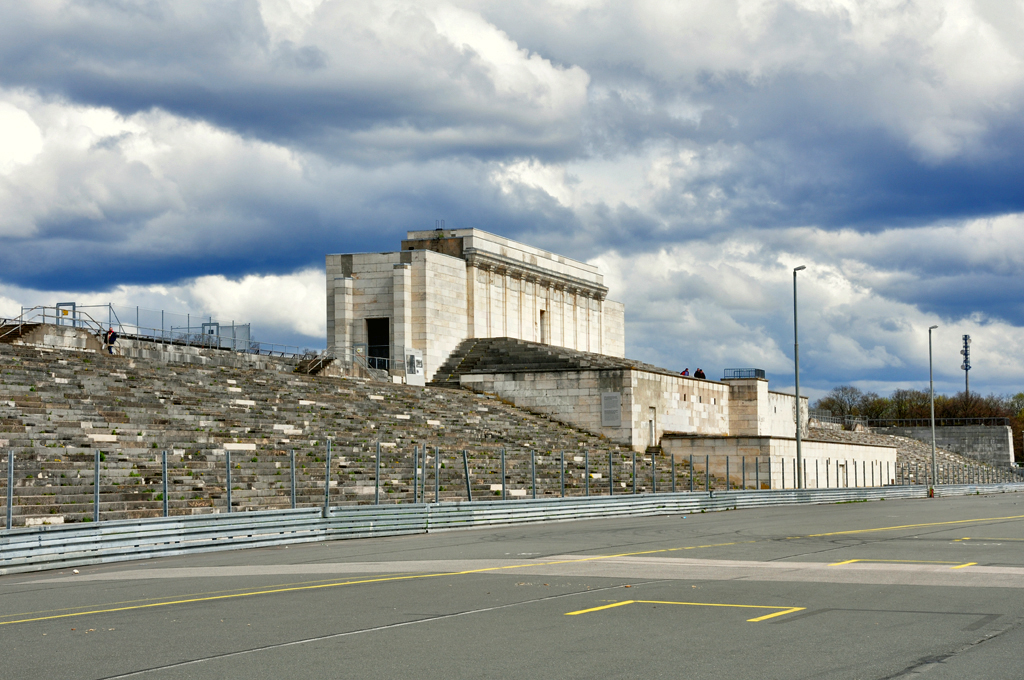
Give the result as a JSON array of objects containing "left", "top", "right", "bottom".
[
  {"left": 290, "top": 449, "right": 296, "bottom": 509},
  {"left": 756, "top": 456, "right": 760, "bottom": 490},
  {"left": 413, "top": 445, "right": 419, "bottom": 504},
  {"left": 6, "top": 450, "right": 13, "bottom": 529},
  {"left": 632, "top": 452, "right": 637, "bottom": 495},
  {"left": 652, "top": 451, "right": 656, "bottom": 494},
  {"left": 585, "top": 449, "right": 589, "bottom": 497},
  {"left": 162, "top": 451, "right": 168, "bottom": 517},
  {"left": 672, "top": 454, "right": 676, "bottom": 493},
  {"left": 434, "top": 447, "right": 440, "bottom": 503},
  {"left": 94, "top": 451, "right": 100, "bottom": 522},
  {"left": 226, "top": 450, "right": 232, "bottom": 513},
  {"left": 743, "top": 457, "right": 747, "bottom": 490},
  {"left": 705, "top": 455, "right": 710, "bottom": 492},
  {"left": 609, "top": 453, "right": 614, "bottom": 496},
  {"left": 375, "top": 442, "right": 381, "bottom": 506},
  {"left": 689, "top": 454, "right": 694, "bottom": 492},
  {"left": 560, "top": 451, "right": 565, "bottom": 498},
  {"left": 726, "top": 456, "right": 730, "bottom": 490},
  {"left": 463, "top": 450, "right": 472, "bottom": 502},
  {"left": 532, "top": 450, "right": 537, "bottom": 499},
  {"left": 501, "top": 448, "right": 506, "bottom": 501},
  {"left": 323, "top": 440, "right": 332, "bottom": 517}
]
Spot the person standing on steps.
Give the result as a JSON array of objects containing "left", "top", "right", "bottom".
[{"left": 104, "top": 327, "right": 118, "bottom": 355}]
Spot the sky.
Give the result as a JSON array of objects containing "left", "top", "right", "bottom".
[{"left": 1, "top": 0, "right": 1023, "bottom": 401}]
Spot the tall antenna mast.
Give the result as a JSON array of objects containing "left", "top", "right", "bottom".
[{"left": 960, "top": 334, "right": 971, "bottom": 396}]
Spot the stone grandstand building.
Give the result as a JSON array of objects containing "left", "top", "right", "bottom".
[
  {"left": 325, "top": 230, "right": 898, "bottom": 479},
  {"left": 326, "top": 229, "right": 625, "bottom": 385}
]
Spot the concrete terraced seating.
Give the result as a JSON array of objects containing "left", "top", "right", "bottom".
[
  {"left": 431, "top": 337, "right": 678, "bottom": 385},
  {"left": 2, "top": 342, "right": 722, "bottom": 527},
  {"left": 808, "top": 427, "right": 1008, "bottom": 484}
]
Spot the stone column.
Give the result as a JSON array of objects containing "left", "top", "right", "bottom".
[
  {"left": 333, "top": 276, "right": 354, "bottom": 360},
  {"left": 392, "top": 264, "right": 412, "bottom": 378},
  {"left": 502, "top": 268, "right": 510, "bottom": 338}
]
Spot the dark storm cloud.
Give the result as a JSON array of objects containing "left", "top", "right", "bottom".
[
  {"left": 2, "top": 0, "right": 1024, "bottom": 395},
  {"left": 0, "top": 1, "right": 589, "bottom": 163}
]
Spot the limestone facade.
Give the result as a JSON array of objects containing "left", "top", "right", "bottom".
[
  {"left": 459, "top": 370, "right": 810, "bottom": 453},
  {"left": 326, "top": 229, "right": 625, "bottom": 381}
]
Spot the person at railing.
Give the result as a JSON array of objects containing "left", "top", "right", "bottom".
[
  {"left": 694, "top": 368, "right": 706, "bottom": 379},
  {"left": 680, "top": 368, "right": 690, "bottom": 376},
  {"left": 104, "top": 327, "right": 118, "bottom": 355}
]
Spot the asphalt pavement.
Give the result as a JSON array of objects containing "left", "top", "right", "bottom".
[{"left": 3, "top": 491, "right": 1024, "bottom": 679}]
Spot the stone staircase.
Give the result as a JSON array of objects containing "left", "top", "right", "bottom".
[
  {"left": 0, "top": 323, "right": 42, "bottom": 344},
  {"left": 431, "top": 337, "right": 678, "bottom": 385},
  {"left": 1, "top": 342, "right": 728, "bottom": 526}
]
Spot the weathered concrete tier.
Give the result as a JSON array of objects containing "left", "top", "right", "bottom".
[
  {"left": 872, "top": 425, "right": 1014, "bottom": 467},
  {"left": 661, "top": 434, "right": 898, "bottom": 490}
]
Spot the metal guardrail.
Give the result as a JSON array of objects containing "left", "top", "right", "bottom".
[
  {"left": 869, "top": 417, "right": 1012, "bottom": 428},
  {"left": 2, "top": 483, "right": 1021, "bottom": 575},
  {"left": 722, "top": 368, "right": 765, "bottom": 380},
  {"left": 3, "top": 306, "right": 311, "bottom": 358}
]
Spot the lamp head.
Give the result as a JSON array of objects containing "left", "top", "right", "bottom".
[
  {"left": 794, "top": 265, "right": 806, "bottom": 272},
  {"left": 929, "top": 325, "right": 938, "bottom": 330}
]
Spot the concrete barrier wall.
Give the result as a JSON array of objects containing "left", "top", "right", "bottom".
[{"left": 873, "top": 425, "right": 1014, "bottom": 467}]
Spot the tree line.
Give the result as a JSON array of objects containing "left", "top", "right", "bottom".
[{"left": 812, "top": 386, "right": 1024, "bottom": 463}]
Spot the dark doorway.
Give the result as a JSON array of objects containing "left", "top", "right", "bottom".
[{"left": 366, "top": 318, "right": 390, "bottom": 370}]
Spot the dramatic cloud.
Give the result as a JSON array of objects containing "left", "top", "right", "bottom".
[{"left": 1, "top": 0, "right": 1023, "bottom": 396}]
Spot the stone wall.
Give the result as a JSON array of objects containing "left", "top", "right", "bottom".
[
  {"left": 459, "top": 367, "right": 732, "bottom": 451},
  {"left": 872, "top": 425, "right": 1014, "bottom": 467},
  {"left": 722, "top": 378, "right": 807, "bottom": 438},
  {"left": 460, "top": 369, "right": 627, "bottom": 444},
  {"left": 419, "top": 250, "right": 468, "bottom": 381},
  {"left": 18, "top": 324, "right": 103, "bottom": 353},
  {"left": 601, "top": 299, "right": 625, "bottom": 358}
]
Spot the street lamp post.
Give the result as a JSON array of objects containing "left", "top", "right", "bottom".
[
  {"left": 793, "top": 265, "right": 806, "bottom": 489},
  {"left": 929, "top": 325, "right": 938, "bottom": 489}
]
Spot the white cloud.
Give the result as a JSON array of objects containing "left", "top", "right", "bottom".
[
  {"left": 0, "top": 100, "right": 43, "bottom": 173},
  {"left": 0, "top": 267, "right": 326, "bottom": 346},
  {"left": 592, "top": 220, "right": 1024, "bottom": 394}
]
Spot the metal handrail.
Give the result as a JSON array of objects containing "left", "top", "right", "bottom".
[
  {"left": 869, "top": 417, "right": 1012, "bottom": 428},
  {"left": 3, "top": 306, "right": 311, "bottom": 358}
]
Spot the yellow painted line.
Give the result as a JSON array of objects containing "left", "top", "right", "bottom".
[
  {"left": 0, "top": 543, "right": 755, "bottom": 627},
  {"left": 951, "top": 563, "right": 977, "bottom": 570},
  {"left": 5, "top": 513, "right": 1020, "bottom": 627},
  {"left": 806, "top": 514, "right": 1024, "bottom": 538},
  {"left": 0, "top": 574, "right": 414, "bottom": 625},
  {"left": 828, "top": 559, "right": 964, "bottom": 567},
  {"left": 564, "top": 601, "right": 635, "bottom": 615},
  {"left": 565, "top": 599, "right": 804, "bottom": 622},
  {"left": 747, "top": 607, "right": 805, "bottom": 622}
]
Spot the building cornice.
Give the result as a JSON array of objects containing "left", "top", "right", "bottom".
[{"left": 464, "top": 248, "right": 608, "bottom": 300}]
